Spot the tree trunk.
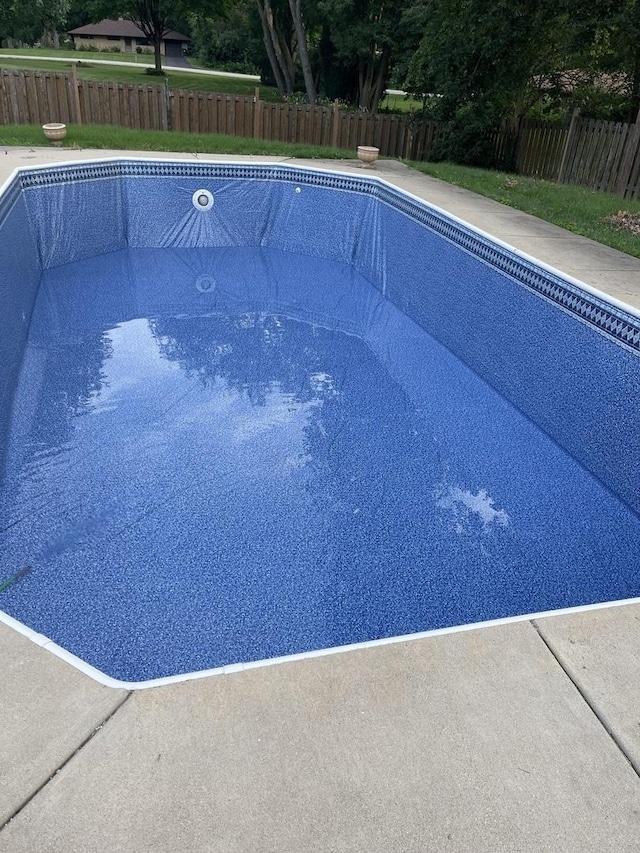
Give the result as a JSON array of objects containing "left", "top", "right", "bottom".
[
  {"left": 628, "top": 41, "right": 640, "bottom": 124},
  {"left": 358, "top": 59, "right": 373, "bottom": 110},
  {"left": 288, "top": 0, "right": 316, "bottom": 104},
  {"left": 259, "top": 0, "right": 295, "bottom": 96},
  {"left": 358, "top": 45, "right": 390, "bottom": 114},
  {"left": 277, "top": 23, "right": 297, "bottom": 91},
  {"left": 131, "top": 1, "right": 165, "bottom": 75},
  {"left": 153, "top": 33, "right": 163, "bottom": 74},
  {"left": 256, "top": 0, "right": 287, "bottom": 97},
  {"left": 369, "top": 47, "right": 390, "bottom": 115}
]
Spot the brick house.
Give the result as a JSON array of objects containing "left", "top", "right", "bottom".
[{"left": 68, "top": 19, "right": 190, "bottom": 59}]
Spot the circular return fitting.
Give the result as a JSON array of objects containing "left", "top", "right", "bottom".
[
  {"left": 192, "top": 189, "right": 214, "bottom": 211},
  {"left": 196, "top": 275, "right": 216, "bottom": 293}
]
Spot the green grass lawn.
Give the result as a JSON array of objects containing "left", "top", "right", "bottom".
[
  {"left": 378, "top": 92, "right": 424, "bottom": 114},
  {"left": 0, "top": 115, "right": 636, "bottom": 258},
  {"left": 0, "top": 56, "right": 278, "bottom": 99},
  {"left": 0, "top": 46, "right": 152, "bottom": 63},
  {"left": 0, "top": 122, "right": 354, "bottom": 159},
  {"left": 0, "top": 46, "right": 213, "bottom": 70},
  {"left": 413, "top": 161, "right": 640, "bottom": 259}
]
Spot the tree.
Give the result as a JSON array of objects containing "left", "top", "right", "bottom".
[
  {"left": 288, "top": 0, "right": 316, "bottom": 103},
  {"left": 404, "top": 0, "right": 569, "bottom": 163},
  {"left": 1, "top": 0, "right": 70, "bottom": 47},
  {"left": 579, "top": 0, "right": 640, "bottom": 122},
  {"left": 522, "top": 0, "right": 640, "bottom": 123},
  {"left": 67, "top": 0, "right": 93, "bottom": 31},
  {"left": 189, "top": 0, "right": 264, "bottom": 74},
  {"left": 401, "top": 0, "right": 640, "bottom": 162},
  {"left": 254, "top": 0, "right": 318, "bottom": 102},
  {"left": 89, "top": 0, "right": 223, "bottom": 74},
  {"left": 255, "top": 0, "right": 297, "bottom": 95},
  {"left": 0, "top": 3, "right": 16, "bottom": 44},
  {"left": 39, "top": 0, "right": 71, "bottom": 46},
  {"left": 318, "top": 0, "right": 410, "bottom": 113}
]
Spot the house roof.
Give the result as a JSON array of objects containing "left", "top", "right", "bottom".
[
  {"left": 535, "top": 70, "right": 628, "bottom": 96},
  {"left": 68, "top": 19, "right": 190, "bottom": 43}
]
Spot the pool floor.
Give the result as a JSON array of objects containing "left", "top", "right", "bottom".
[{"left": 1, "top": 246, "right": 639, "bottom": 681}]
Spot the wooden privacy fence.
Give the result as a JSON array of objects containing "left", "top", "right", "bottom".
[
  {"left": 514, "top": 121, "right": 567, "bottom": 180},
  {"left": 0, "top": 68, "right": 432, "bottom": 159},
  {"left": 492, "top": 113, "right": 640, "bottom": 199},
  {"left": 560, "top": 115, "right": 640, "bottom": 198},
  {"left": 0, "top": 68, "right": 170, "bottom": 130},
  {"left": 173, "top": 93, "right": 447, "bottom": 159},
  {"left": 2, "top": 69, "right": 640, "bottom": 197},
  {"left": 489, "top": 121, "right": 569, "bottom": 180}
]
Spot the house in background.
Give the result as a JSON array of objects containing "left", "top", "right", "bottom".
[{"left": 68, "top": 19, "right": 190, "bottom": 59}]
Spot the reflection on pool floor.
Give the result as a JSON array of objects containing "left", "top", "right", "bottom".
[{"left": 1, "top": 246, "right": 639, "bottom": 681}]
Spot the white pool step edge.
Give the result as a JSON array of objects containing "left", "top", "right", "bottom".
[{"left": 2, "top": 596, "right": 640, "bottom": 690}]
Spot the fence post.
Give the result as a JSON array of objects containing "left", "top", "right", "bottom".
[
  {"left": 557, "top": 105, "right": 580, "bottom": 183},
  {"left": 614, "top": 107, "right": 640, "bottom": 198},
  {"left": 164, "top": 77, "right": 172, "bottom": 131},
  {"left": 331, "top": 100, "right": 340, "bottom": 148},
  {"left": 70, "top": 62, "right": 82, "bottom": 124},
  {"left": 253, "top": 86, "right": 261, "bottom": 139},
  {"left": 403, "top": 121, "right": 413, "bottom": 160},
  {"left": 506, "top": 115, "right": 524, "bottom": 172}
]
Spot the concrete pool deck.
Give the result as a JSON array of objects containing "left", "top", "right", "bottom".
[{"left": 1, "top": 146, "right": 639, "bottom": 851}]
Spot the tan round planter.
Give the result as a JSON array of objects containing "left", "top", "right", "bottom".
[
  {"left": 357, "top": 145, "right": 380, "bottom": 168},
  {"left": 42, "top": 123, "right": 67, "bottom": 145}
]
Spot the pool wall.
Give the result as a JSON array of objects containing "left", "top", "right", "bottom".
[
  {"left": 3, "top": 159, "right": 640, "bottom": 517},
  {"left": 0, "top": 175, "right": 41, "bottom": 478}
]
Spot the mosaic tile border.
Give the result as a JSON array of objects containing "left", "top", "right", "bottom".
[
  {"left": 19, "top": 162, "right": 122, "bottom": 187},
  {"left": 377, "top": 183, "right": 640, "bottom": 353},
  {"left": 18, "top": 160, "right": 378, "bottom": 194},
  {"left": 14, "top": 160, "right": 640, "bottom": 353}
]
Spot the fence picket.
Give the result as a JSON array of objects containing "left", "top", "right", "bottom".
[{"left": 626, "top": 139, "right": 640, "bottom": 199}]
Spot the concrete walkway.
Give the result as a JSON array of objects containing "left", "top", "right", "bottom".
[{"left": 1, "top": 147, "right": 639, "bottom": 852}]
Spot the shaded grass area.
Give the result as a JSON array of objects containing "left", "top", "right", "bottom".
[
  {"left": 0, "top": 57, "right": 278, "bottom": 99},
  {"left": 0, "top": 123, "right": 354, "bottom": 159},
  {"left": 413, "top": 161, "right": 640, "bottom": 259},
  {"left": 378, "top": 93, "right": 423, "bottom": 114}
]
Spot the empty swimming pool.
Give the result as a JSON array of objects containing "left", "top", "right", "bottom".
[{"left": 0, "top": 160, "right": 639, "bottom": 686}]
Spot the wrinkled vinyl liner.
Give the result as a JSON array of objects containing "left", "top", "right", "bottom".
[{"left": 1, "top": 160, "right": 639, "bottom": 687}]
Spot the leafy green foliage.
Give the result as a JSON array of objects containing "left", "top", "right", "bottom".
[
  {"left": 573, "top": 0, "right": 640, "bottom": 122},
  {"left": 1, "top": 0, "right": 70, "bottom": 45},
  {"left": 405, "top": 0, "right": 565, "bottom": 164},
  {"left": 524, "top": 0, "right": 640, "bottom": 123},
  {"left": 189, "top": 0, "right": 263, "bottom": 74},
  {"left": 401, "top": 0, "right": 640, "bottom": 161},
  {"left": 318, "top": 0, "right": 415, "bottom": 111},
  {"left": 3, "top": 0, "right": 640, "bottom": 141}
]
